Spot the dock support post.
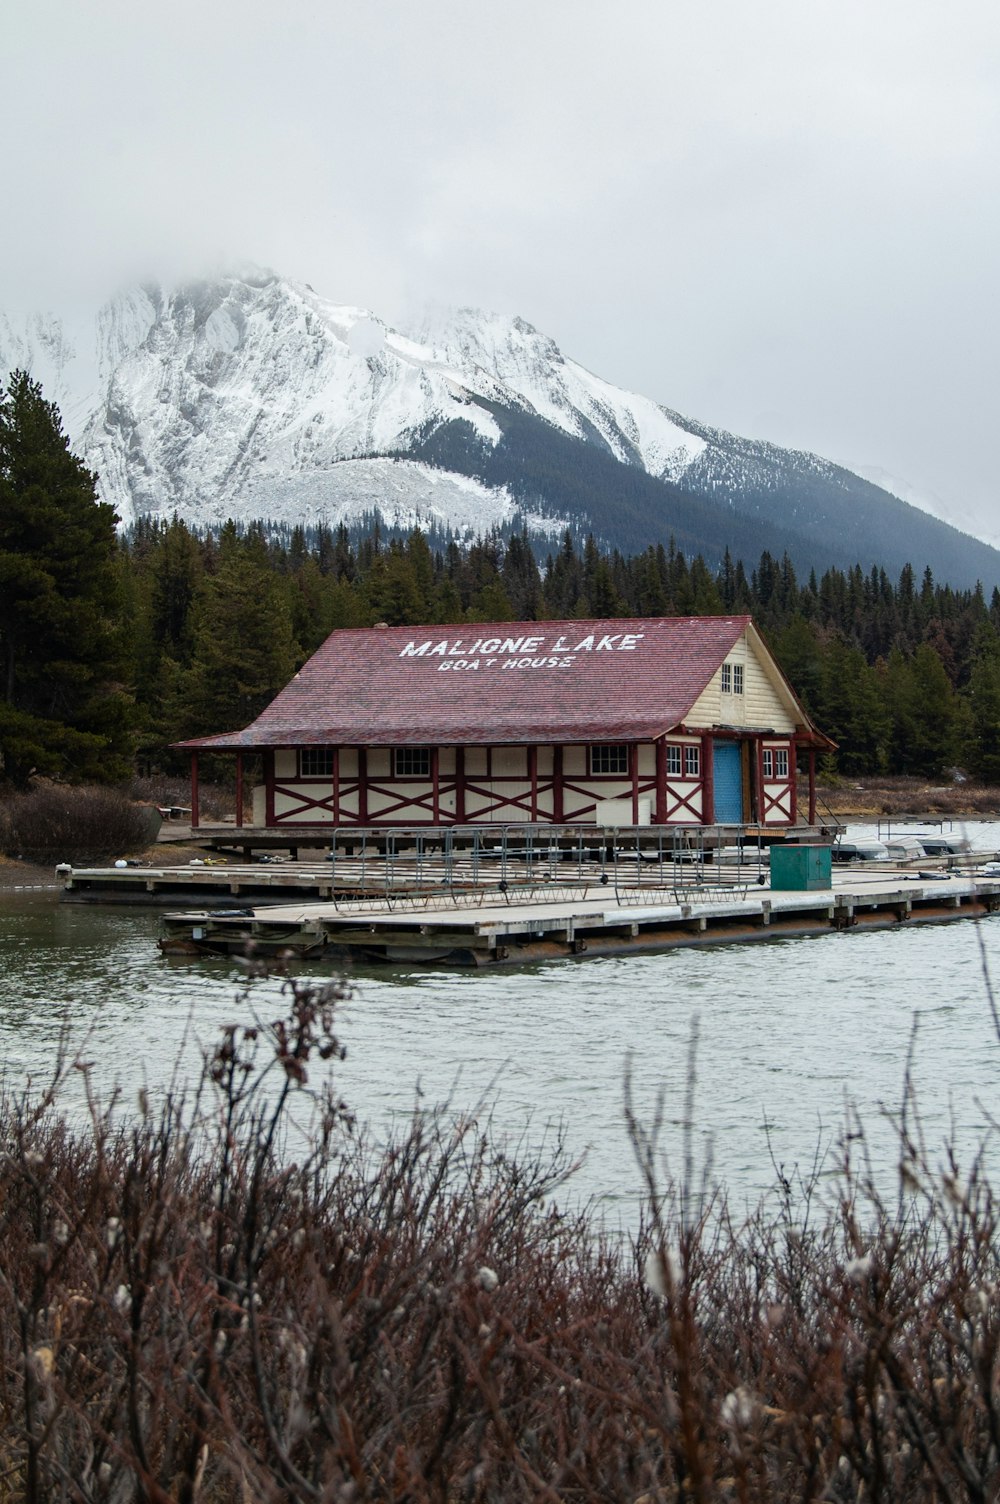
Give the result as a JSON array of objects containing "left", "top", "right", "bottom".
[{"left": 235, "top": 753, "right": 244, "bottom": 828}]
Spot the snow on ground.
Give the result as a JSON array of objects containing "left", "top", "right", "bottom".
[
  {"left": 175, "top": 456, "right": 569, "bottom": 539},
  {"left": 856, "top": 465, "right": 1000, "bottom": 552}
]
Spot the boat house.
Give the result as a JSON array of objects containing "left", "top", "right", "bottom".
[{"left": 177, "top": 615, "right": 832, "bottom": 833}]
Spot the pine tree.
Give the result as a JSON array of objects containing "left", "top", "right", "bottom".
[
  {"left": 501, "top": 532, "right": 542, "bottom": 619},
  {"left": 174, "top": 539, "right": 299, "bottom": 738},
  {"left": 0, "top": 370, "right": 134, "bottom": 783},
  {"left": 364, "top": 549, "right": 426, "bottom": 626},
  {"left": 817, "top": 637, "right": 889, "bottom": 775},
  {"left": 883, "top": 643, "right": 960, "bottom": 777},
  {"left": 965, "top": 628, "right": 1000, "bottom": 783}
]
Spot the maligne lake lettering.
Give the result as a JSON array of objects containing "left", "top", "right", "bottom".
[{"left": 398, "top": 633, "right": 645, "bottom": 671}]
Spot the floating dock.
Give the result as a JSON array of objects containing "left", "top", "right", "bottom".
[
  {"left": 59, "top": 858, "right": 344, "bottom": 906},
  {"left": 157, "top": 868, "right": 1000, "bottom": 967},
  {"left": 58, "top": 824, "right": 795, "bottom": 907}
]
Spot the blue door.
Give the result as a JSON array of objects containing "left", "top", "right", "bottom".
[{"left": 713, "top": 742, "right": 743, "bottom": 823}]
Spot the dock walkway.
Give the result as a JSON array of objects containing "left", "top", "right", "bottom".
[{"left": 157, "top": 868, "right": 1000, "bottom": 967}]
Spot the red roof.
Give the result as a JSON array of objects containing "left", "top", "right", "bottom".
[{"left": 180, "top": 615, "right": 811, "bottom": 749}]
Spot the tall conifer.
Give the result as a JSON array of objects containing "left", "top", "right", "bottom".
[{"left": 0, "top": 370, "right": 133, "bottom": 783}]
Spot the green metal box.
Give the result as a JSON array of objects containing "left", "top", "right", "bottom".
[{"left": 769, "top": 844, "right": 832, "bottom": 891}]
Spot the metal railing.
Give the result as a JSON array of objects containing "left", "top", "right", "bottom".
[{"left": 324, "top": 824, "right": 771, "bottom": 911}]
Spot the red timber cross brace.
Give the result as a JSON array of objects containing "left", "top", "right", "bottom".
[
  {"left": 654, "top": 731, "right": 707, "bottom": 823},
  {"left": 759, "top": 744, "right": 796, "bottom": 824}
]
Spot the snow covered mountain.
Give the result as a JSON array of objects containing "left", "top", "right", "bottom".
[
  {"left": 81, "top": 274, "right": 709, "bottom": 537},
  {"left": 3, "top": 269, "right": 999, "bottom": 589}
]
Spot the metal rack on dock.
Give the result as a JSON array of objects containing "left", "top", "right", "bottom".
[{"left": 60, "top": 823, "right": 774, "bottom": 906}]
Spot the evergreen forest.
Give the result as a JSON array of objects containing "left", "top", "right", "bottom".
[{"left": 4, "top": 371, "right": 1000, "bottom": 788}]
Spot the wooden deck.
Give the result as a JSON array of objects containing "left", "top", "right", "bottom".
[{"left": 156, "top": 867, "right": 1000, "bottom": 967}]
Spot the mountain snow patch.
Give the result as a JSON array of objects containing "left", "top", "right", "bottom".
[{"left": 170, "top": 456, "right": 568, "bottom": 539}]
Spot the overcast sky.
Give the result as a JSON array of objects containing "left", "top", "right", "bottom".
[{"left": 3, "top": 0, "right": 998, "bottom": 541}]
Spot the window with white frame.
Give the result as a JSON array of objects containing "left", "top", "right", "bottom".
[
  {"left": 666, "top": 744, "right": 682, "bottom": 777},
  {"left": 300, "top": 748, "right": 334, "bottom": 777},
  {"left": 589, "top": 744, "right": 630, "bottom": 776},
  {"left": 393, "top": 747, "right": 432, "bottom": 778},
  {"left": 721, "top": 661, "right": 744, "bottom": 694},
  {"left": 762, "top": 747, "right": 790, "bottom": 780},
  {"left": 684, "top": 745, "right": 701, "bottom": 777}
]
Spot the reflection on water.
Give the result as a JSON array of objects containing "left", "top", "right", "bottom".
[{"left": 2, "top": 819, "right": 1000, "bottom": 1225}]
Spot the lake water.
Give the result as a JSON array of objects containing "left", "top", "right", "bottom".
[{"left": 3, "top": 819, "right": 1000, "bottom": 1228}]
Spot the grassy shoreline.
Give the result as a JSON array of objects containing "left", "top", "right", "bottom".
[{"left": 813, "top": 775, "right": 1000, "bottom": 821}]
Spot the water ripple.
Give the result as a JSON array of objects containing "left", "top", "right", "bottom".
[{"left": 1, "top": 823, "right": 999, "bottom": 1225}]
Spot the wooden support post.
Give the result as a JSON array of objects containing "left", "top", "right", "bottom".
[
  {"left": 552, "top": 745, "right": 564, "bottom": 823},
  {"left": 235, "top": 752, "right": 244, "bottom": 829},
  {"left": 357, "top": 748, "right": 368, "bottom": 823},
  {"left": 655, "top": 739, "right": 667, "bottom": 825},
  {"left": 529, "top": 745, "right": 538, "bottom": 822},
  {"left": 432, "top": 746, "right": 440, "bottom": 825},
  {"left": 455, "top": 747, "right": 466, "bottom": 823},
  {"left": 631, "top": 743, "right": 639, "bottom": 824},
  {"left": 332, "top": 746, "right": 340, "bottom": 826},
  {"left": 265, "top": 751, "right": 275, "bottom": 826},
  {"left": 190, "top": 751, "right": 200, "bottom": 829},
  {"left": 754, "top": 738, "right": 764, "bottom": 826},
  {"left": 808, "top": 747, "right": 817, "bottom": 826},
  {"left": 701, "top": 734, "right": 714, "bottom": 824}
]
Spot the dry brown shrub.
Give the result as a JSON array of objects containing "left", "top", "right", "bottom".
[
  {"left": 0, "top": 981, "right": 998, "bottom": 1500},
  {"left": 0, "top": 783, "right": 160, "bottom": 864}
]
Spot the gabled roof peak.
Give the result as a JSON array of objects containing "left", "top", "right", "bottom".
[{"left": 178, "top": 614, "right": 819, "bottom": 751}]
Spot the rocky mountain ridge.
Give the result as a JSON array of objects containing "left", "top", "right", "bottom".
[{"left": 2, "top": 270, "right": 998, "bottom": 589}]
